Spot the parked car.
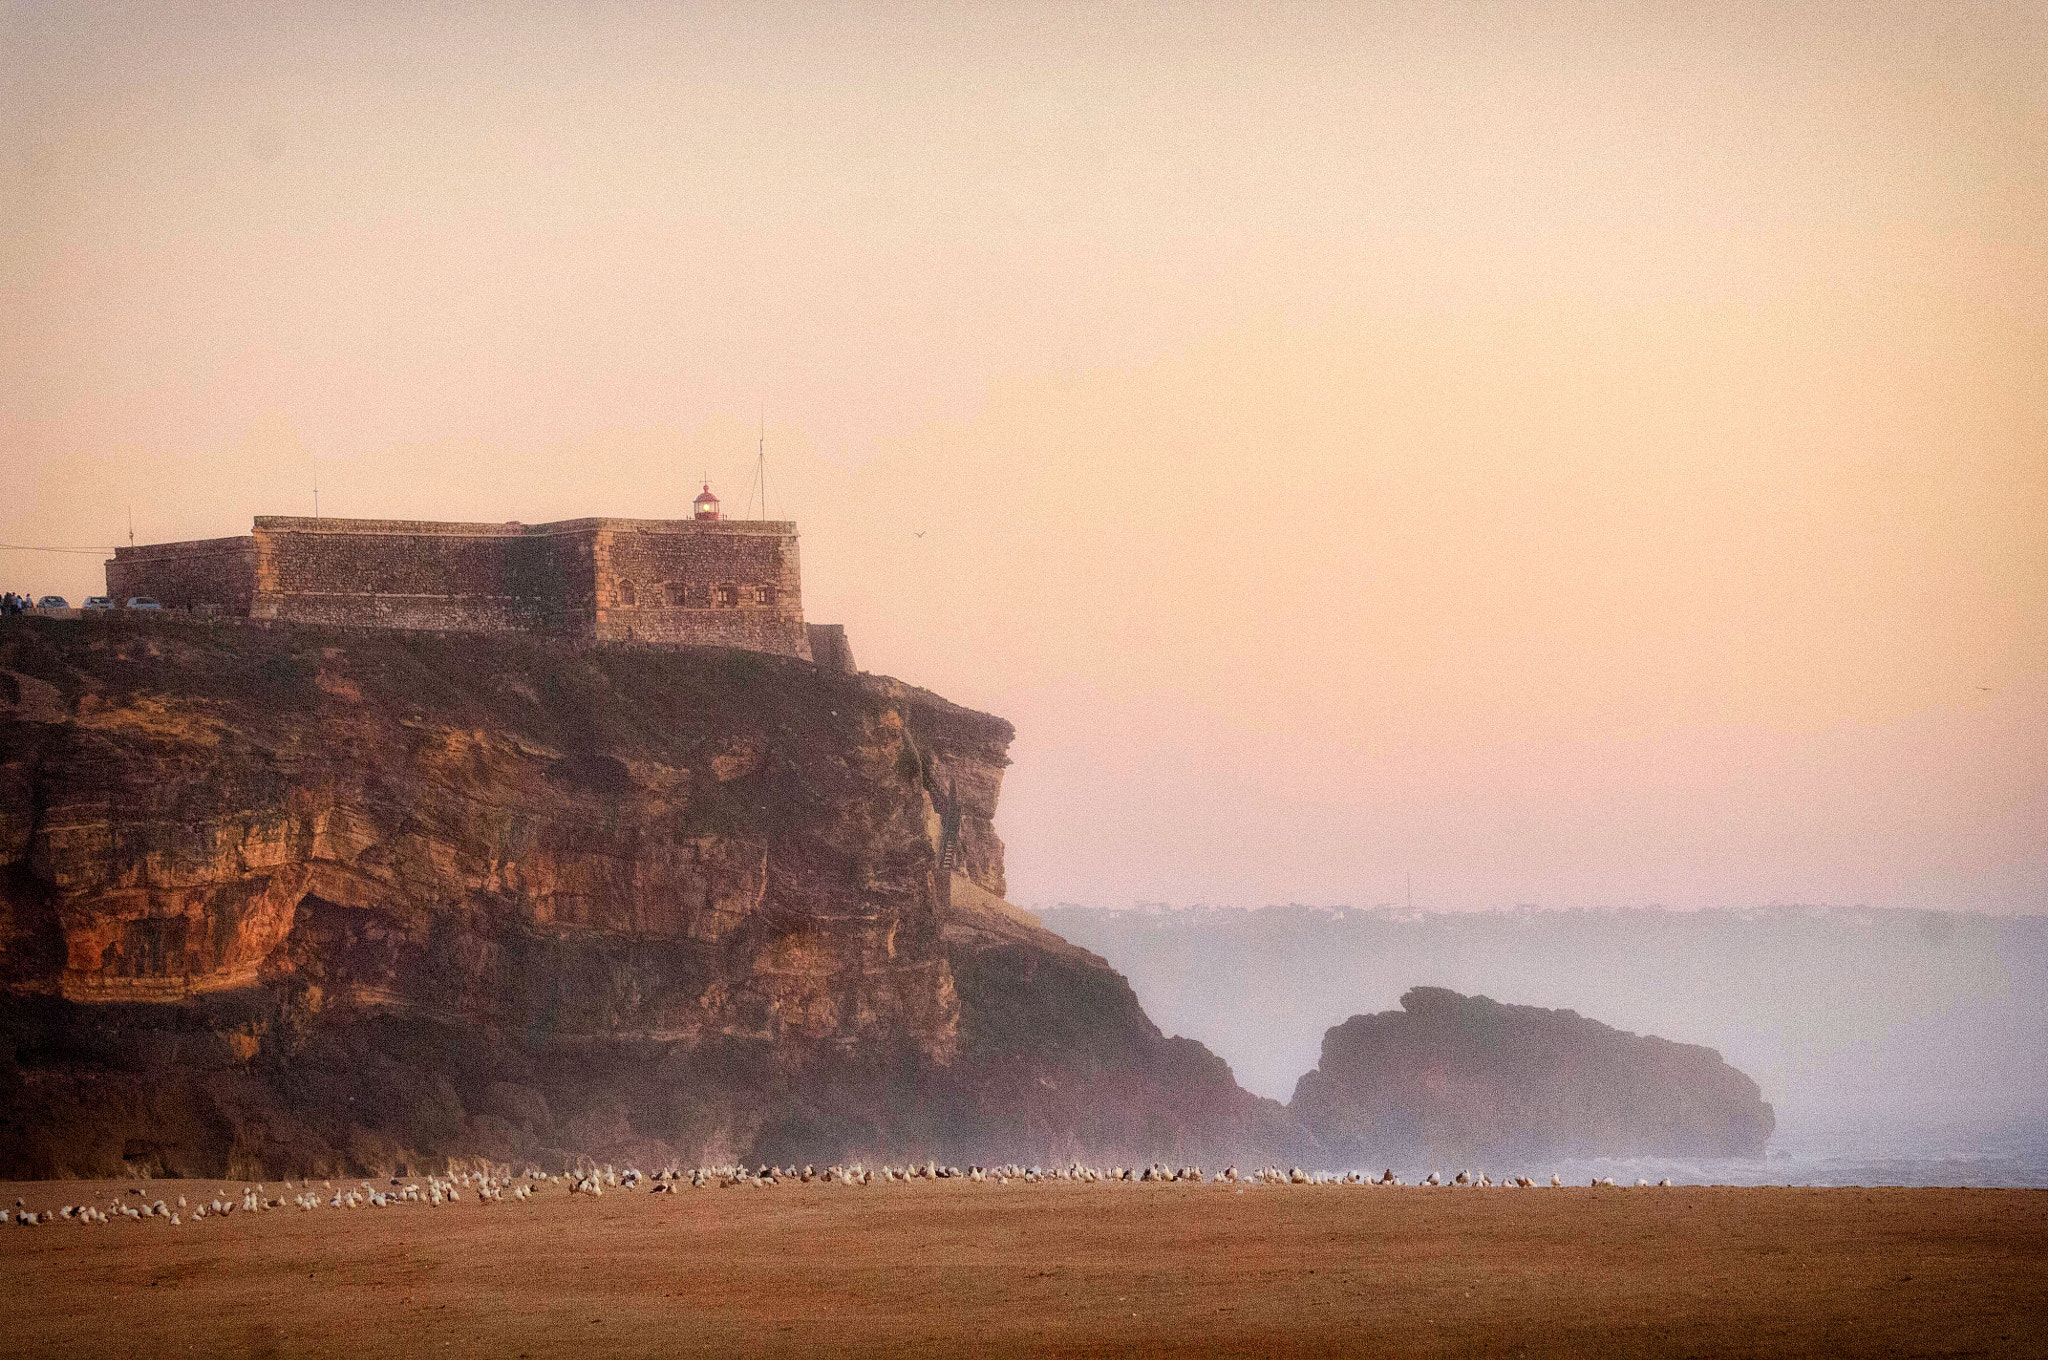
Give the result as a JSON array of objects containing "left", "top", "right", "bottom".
[
  {"left": 36, "top": 596, "right": 69, "bottom": 609},
  {"left": 124, "top": 596, "right": 164, "bottom": 611},
  {"left": 81, "top": 596, "right": 114, "bottom": 611}
]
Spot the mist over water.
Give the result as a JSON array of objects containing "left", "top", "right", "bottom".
[{"left": 1036, "top": 905, "right": 2048, "bottom": 1186}]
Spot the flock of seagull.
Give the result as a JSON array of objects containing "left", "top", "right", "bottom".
[{"left": 4, "top": 1160, "right": 1677, "bottom": 1228}]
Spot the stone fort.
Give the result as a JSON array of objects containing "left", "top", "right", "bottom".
[{"left": 104, "top": 485, "right": 855, "bottom": 669}]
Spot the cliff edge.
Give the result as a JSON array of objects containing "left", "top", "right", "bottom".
[
  {"left": 1291, "top": 987, "right": 1774, "bottom": 1164},
  {"left": 0, "top": 617, "right": 1289, "bottom": 1176}
]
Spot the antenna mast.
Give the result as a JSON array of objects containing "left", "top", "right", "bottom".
[
  {"left": 127, "top": 504, "right": 134, "bottom": 548},
  {"left": 745, "top": 411, "right": 768, "bottom": 520}
]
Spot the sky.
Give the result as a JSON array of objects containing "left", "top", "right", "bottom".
[{"left": 6, "top": 1, "right": 2044, "bottom": 913}]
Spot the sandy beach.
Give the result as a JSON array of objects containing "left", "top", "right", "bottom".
[{"left": 1, "top": 1178, "right": 2041, "bottom": 1357}]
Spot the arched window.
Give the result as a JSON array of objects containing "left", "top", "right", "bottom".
[
  {"left": 664, "top": 581, "right": 689, "bottom": 607},
  {"left": 616, "top": 578, "right": 638, "bottom": 608}
]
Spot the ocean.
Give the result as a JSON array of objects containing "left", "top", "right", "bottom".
[{"left": 1392, "top": 1120, "right": 2048, "bottom": 1189}]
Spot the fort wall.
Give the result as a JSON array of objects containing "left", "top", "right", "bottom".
[
  {"left": 590, "top": 520, "right": 806, "bottom": 654},
  {"left": 106, "top": 515, "right": 821, "bottom": 661},
  {"left": 250, "top": 516, "right": 568, "bottom": 636},
  {"left": 105, "top": 536, "right": 258, "bottom": 613},
  {"left": 807, "top": 624, "right": 857, "bottom": 673}
]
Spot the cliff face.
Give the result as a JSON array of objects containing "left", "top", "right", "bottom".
[
  {"left": 0, "top": 618, "right": 1286, "bottom": 1177},
  {"left": 1291, "top": 987, "right": 1775, "bottom": 1165}
]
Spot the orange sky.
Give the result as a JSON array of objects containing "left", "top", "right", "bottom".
[{"left": 6, "top": 1, "right": 2043, "bottom": 911}]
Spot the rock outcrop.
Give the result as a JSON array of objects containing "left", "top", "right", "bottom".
[
  {"left": 1291, "top": 987, "right": 1774, "bottom": 1164},
  {"left": 0, "top": 617, "right": 1291, "bottom": 1177}
]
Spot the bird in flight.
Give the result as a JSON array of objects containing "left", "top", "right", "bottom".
[{"left": 914, "top": 531, "right": 926, "bottom": 538}]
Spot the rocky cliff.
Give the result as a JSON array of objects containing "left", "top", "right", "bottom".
[
  {"left": 0, "top": 617, "right": 1291, "bottom": 1177},
  {"left": 1291, "top": 987, "right": 1775, "bottom": 1165}
]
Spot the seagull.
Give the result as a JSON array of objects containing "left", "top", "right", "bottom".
[{"left": 914, "top": 531, "right": 926, "bottom": 538}]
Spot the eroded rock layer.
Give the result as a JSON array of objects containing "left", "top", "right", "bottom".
[{"left": 0, "top": 618, "right": 1288, "bottom": 1177}]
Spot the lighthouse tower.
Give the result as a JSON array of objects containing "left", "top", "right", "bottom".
[{"left": 692, "top": 483, "right": 720, "bottom": 521}]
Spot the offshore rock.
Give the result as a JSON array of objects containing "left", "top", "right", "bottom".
[
  {"left": 1291, "top": 987, "right": 1774, "bottom": 1164},
  {"left": 0, "top": 617, "right": 1291, "bottom": 1176}
]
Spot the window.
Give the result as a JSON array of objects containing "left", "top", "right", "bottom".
[
  {"left": 754, "top": 584, "right": 776, "bottom": 607},
  {"left": 715, "top": 583, "right": 739, "bottom": 608},
  {"left": 664, "top": 581, "right": 689, "bottom": 607},
  {"left": 616, "top": 578, "right": 638, "bottom": 608}
]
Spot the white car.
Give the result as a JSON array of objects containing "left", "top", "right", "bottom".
[
  {"left": 81, "top": 596, "right": 114, "bottom": 611},
  {"left": 124, "top": 596, "right": 164, "bottom": 611},
  {"left": 36, "top": 596, "right": 69, "bottom": 609}
]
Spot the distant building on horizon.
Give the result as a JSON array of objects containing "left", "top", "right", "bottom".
[{"left": 104, "top": 488, "right": 853, "bottom": 667}]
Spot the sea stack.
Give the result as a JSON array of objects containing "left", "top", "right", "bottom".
[{"left": 1290, "top": 986, "right": 1774, "bottom": 1163}]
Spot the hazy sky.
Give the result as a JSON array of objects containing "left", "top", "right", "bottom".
[{"left": 6, "top": 2, "right": 2044, "bottom": 912}]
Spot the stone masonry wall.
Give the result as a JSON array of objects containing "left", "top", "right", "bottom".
[
  {"left": 105, "top": 536, "right": 257, "bottom": 612},
  {"left": 807, "top": 624, "right": 857, "bottom": 673},
  {"left": 251, "top": 518, "right": 557, "bottom": 635},
  {"left": 591, "top": 521, "right": 809, "bottom": 657},
  {"left": 225, "top": 516, "right": 810, "bottom": 658}
]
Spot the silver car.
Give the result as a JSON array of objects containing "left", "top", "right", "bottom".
[
  {"left": 124, "top": 596, "right": 164, "bottom": 611},
  {"left": 36, "top": 596, "right": 69, "bottom": 609}
]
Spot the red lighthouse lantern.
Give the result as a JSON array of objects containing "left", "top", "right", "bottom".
[{"left": 693, "top": 483, "right": 720, "bottom": 521}]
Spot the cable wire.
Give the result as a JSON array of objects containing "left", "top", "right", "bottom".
[{"left": 0, "top": 543, "right": 119, "bottom": 554}]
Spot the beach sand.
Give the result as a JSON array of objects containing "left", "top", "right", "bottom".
[{"left": 1, "top": 1178, "right": 2041, "bottom": 1357}]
